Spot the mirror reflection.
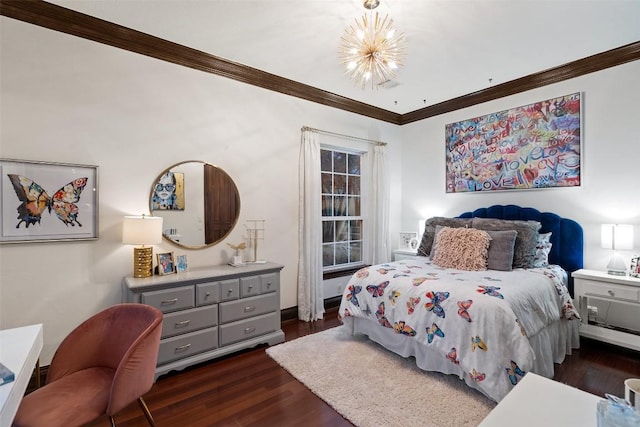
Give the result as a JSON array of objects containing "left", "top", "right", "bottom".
[{"left": 150, "top": 161, "right": 240, "bottom": 249}]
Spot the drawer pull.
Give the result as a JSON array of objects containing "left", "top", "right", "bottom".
[
  {"left": 227, "top": 288, "right": 234, "bottom": 294},
  {"left": 244, "top": 326, "right": 256, "bottom": 334},
  {"left": 608, "top": 290, "right": 615, "bottom": 296},
  {"left": 205, "top": 292, "right": 211, "bottom": 297},
  {"left": 244, "top": 306, "right": 256, "bottom": 312},
  {"left": 248, "top": 285, "right": 253, "bottom": 289},
  {"left": 175, "top": 320, "right": 191, "bottom": 328},
  {"left": 161, "top": 298, "right": 179, "bottom": 305},
  {"left": 175, "top": 343, "right": 191, "bottom": 352},
  {"left": 266, "top": 282, "right": 272, "bottom": 288}
]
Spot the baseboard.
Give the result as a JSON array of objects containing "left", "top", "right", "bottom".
[{"left": 280, "top": 296, "right": 342, "bottom": 322}]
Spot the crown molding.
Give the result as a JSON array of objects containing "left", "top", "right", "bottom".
[{"left": 2, "top": 1, "right": 639, "bottom": 125}]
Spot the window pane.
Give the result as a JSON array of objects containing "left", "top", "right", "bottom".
[
  {"left": 333, "top": 152, "right": 346, "bottom": 173},
  {"left": 350, "top": 242, "right": 362, "bottom": 263},
  {"left": 322, "top": 196, "right": 333, "bottom": 216},
  {"left": 348, "top": 176, "right": 360, "bottom": 195},
  {"left": 348, "top": 154, "right": 360, "bottom": 175},
  {"left": 321, "top": 150, "right": 332, "bottom": 172},
  {"left": 321, "top": 173, "right": 332, "bottom": 194},
  {"left": 336, "top": 220, "right": 348, "bottom": 241},
  {"left": 334, "top": 196, "right": 347, "bottom": 216},
  {"left": 350, "top": 220, "right": 362, "bottom": 240},
  {"left": 323, "top": 244, "right": 334, "bottom": 267},
  {"left": 322, "top": 221, "right": 334, "bottom": 243},
  {"left": 348, "top": 196, "right": 360, "bottom": 216},
  {"left": 333, "top": 174, "right": 347, "bottom": 194},
  {"left": 335, "top": 243, "right": 349, "bottom": 264}
]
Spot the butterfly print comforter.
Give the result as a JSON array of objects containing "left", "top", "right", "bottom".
[{"left": 338, "top": 257, "right": 579, "bottom": 402}]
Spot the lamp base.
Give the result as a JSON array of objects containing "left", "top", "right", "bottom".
[
  {"left": 606, "top": 253, "right": 628, "bottom": 276},
  {"left": 133, "top": 246, "right": 154, "bottom": 278}
]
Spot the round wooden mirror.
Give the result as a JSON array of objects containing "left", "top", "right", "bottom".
[{"left": 150, "top": 161, "right": 240, "bottom": 249}]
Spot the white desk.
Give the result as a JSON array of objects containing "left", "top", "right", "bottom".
[
  {"left": 0, "top": 324, "right": 43, "bottom": 427},
  {"left": 479, "top": 373, "right": 602, "bottom": 427}
]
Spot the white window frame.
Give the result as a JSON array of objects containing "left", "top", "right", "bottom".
[{"left": 321, "top": 145, "right": 368, "bottom": 273}]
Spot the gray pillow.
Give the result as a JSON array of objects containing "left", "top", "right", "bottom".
[
  {"left": 485, "top": 229, "right": 518, "bottom": 271},
  {"left": 471, "top": 218, "right": 541, "bottom": 268},
  {"left": 417, "top": 217, "right": 472, "bottom": 257}
]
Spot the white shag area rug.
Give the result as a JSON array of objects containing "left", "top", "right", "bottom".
[{"left": 266, "top": 326, "right": 496, "bottom": 427}]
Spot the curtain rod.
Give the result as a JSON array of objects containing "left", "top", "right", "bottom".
[{"left": 301, "top": 126, "right": 387, "bottom": 146}]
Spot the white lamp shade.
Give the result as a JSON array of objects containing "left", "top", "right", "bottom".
[
  {"left": 122, "top": 215, "right": 163, "bottom": 245},
  {"left": 601, "top": 224, "right": 634, "bottom": 251}
]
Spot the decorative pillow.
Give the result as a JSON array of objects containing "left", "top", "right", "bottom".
[
  {"left": 471, "top": 218, "right": 541, "bottom": 268},
  {"left": 417, "top": 217, "right": 473, "bottom": 257},
  {"left": 431, "top": 227, "right": 491, "bottom": 271},
  {"left": 532, "top": 232, "right": 553, "bottom": 267},
  {"left": 485, "top": 229, "right": 518, "bottom": 271}
]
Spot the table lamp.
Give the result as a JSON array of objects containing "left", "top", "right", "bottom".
[
  {"left": 601, "top": 224, "right": 634, "bottom": 276},
  {"left": 123, "top": 215, "right": 163, "bottom": 278}
]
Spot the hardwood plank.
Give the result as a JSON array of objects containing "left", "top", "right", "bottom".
[{"left": 81, "top": 308, "right": 638, "bottom": 426}]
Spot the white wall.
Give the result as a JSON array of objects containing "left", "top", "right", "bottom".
[
  {"left": 399, "top": 60, "right": 640, "bottom": 272},
  {"left": 0, "top": 19, "right": 403, "bottom": 364}
]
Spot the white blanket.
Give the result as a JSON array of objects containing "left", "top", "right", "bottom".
[{"left": 338, "top": 257, "right": 579, "bottom": 401}]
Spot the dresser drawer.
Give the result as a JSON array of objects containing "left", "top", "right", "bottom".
[
  {"left": 219, "top": 312, "right": 279, "bottom": 346},
  {"left": 161, "top": 305, "right": 218, "bottom": 338},
  {"left": 581, "top": 279, "right": 640, "bottom": 302},
  {"left": 157, "top": 327, "right": 218, "bottom": 365},
  {"left": 219, "top": 293, "right": 278, "bottom": 324},
  {"left": 197, "top": 282, "right": 220, "bottom": 306},
  {"left": 219, "top": 279, "right": 240, "bottom": 302},
  {"left": 240, "top": 276, "right": 260, "bottom": 298},
  {"left": 260, "top": 272, "right": 279, "bottom": 294},
  {"left": 142, "top": 286, "right": 194, "bottom": 313}
]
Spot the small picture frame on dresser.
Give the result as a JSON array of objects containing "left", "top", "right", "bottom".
[
  {"left": 176, "top": 255, "right": 188, "bottom": 273},
  {"left": 157, "top": 252, "right": 175, "bottom": 275},
  {"left": 630, "top": 255, "right": 640, "bottom": 278}
]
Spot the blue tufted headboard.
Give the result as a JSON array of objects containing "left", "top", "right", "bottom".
[{"left": 458, "top": 205, "right": 584, "bottom": 294}]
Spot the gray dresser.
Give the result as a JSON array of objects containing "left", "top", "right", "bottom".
[{"left": 122, "top": 262, "right": 284, "bottom": 378}]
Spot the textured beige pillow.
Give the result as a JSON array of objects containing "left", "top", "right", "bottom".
[{"left": 432, "top": 227, "right": 491, "bottom": 271}]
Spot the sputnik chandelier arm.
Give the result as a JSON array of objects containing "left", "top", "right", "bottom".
[{"left": 339, "top": 0, "right": 406, "bottom": 89}]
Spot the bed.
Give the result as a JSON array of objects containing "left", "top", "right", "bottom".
[{"left": 338, "top": 205, "right": 583, "bottom": 402}]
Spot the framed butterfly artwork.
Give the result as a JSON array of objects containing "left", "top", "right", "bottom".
[{"left": 0, "top": 159, "right": 98, "bottom": 243}]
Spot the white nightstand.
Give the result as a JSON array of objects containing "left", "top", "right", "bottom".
[
  {"left": 572, "top": 269, "right": 640, "bottom": 351},
  {"left": 393, "top": 249, "right": 419, "bottom": 261}
]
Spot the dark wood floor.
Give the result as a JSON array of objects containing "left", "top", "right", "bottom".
[{"left": 85, "top": 308, "right": 639, "bottom": 427}]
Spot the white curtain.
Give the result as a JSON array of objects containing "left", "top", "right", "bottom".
[
  {"left": 297, "top": 130, "right": 324, "bottom": 321},
  {"left": 368, "top": 144, "right": 390, "bottom": 264}
]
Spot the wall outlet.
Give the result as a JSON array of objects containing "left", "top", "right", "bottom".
[{"left": 587, "top": 305, "right": 598, "bottom": 323}]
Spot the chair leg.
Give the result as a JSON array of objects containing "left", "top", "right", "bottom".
[
  {"left": 109, "top": 416, "right": 117, "bottom": 427},
  {"left": 138, "top": 397, "right": 156, "bottom": 427}
]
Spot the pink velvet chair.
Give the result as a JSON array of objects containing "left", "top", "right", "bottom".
[{"left": 13, "top": 303, "right": 163, "bottom": 427}]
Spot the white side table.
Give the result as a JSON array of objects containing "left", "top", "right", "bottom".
[
  {"left": 393, "top": 249, "right": 419, "bottom": 261},
  {"left": 572, "top": 269, "right": 640, "bottom": 351},
  {"left": 0, "top": 324, "right": 44, "bottom": 426},
  {"left": 479, "top": 373, "right": 601, "bottom": 427}
]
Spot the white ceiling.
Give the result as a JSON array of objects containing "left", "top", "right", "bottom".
[{"left": 48, "top": 0, "right": 640, "bottom": 114}]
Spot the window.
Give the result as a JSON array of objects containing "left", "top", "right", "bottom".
[{"left": 321, "top": 148, "right": 364, "bottom": 271}]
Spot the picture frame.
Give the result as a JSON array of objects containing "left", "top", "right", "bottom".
[
  {"left": 445, "top": 92, "right": 581, "bottom": 193},
  {"left": 399, "top": 231, "right": 419, "bottom": 250},
  {"left": 176, "top": 254, "right": 188, "bottom": 273},
  {"left": 0, "top": 158, "right": 98, "bottom": 243},
  {"left": 157, "top": 252, "right": 175, "bottom": 275},
  {"left": 630, "top": 255, "right": 640, "bottom": 278}
]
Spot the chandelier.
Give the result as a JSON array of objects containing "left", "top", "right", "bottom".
[{"left": 339, "top": 0, "right": 406, "bottom": 89}]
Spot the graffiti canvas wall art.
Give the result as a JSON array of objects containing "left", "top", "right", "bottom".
[{"left": 445, "top": 92, "right": 581, "bottom": 193}]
